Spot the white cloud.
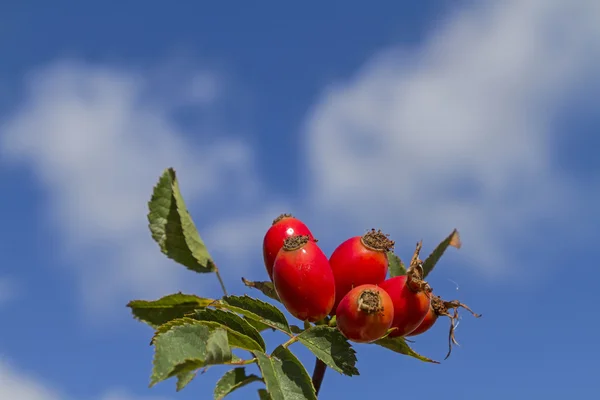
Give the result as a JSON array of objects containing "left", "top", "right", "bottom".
[
  {"left": 3, "top": 0, "right": 600, "bottom": 322},
  {"left": 0, "top": 60, "right": 266, "bottom": 319},
  {"left": 303, "top": 0, "right": 600, "bottom": 277},
  {"left": 0, "top": 359, "right": 171, "bottom": 400},
  {"left": 99, "top": 389, "right": 171, "bottom": 400},
  {"left": 0, "top": 360, "right": 61, "bottom": 400}
]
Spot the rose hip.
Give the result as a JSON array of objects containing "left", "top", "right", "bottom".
[
  {"left": 336, "top": 284, "right": 394, "bottom": 343},
  {"left": 329, "top": 229, "right": 394, "bottom": 314},
  {"left": 263, "top": 214, "right": 315, "bottom": 281},
  {"left": 272, "top": 235, "right": 335, "bottom": 322},
  {"left": 379, "top": 242, "right": 433, "bottom": 337}
]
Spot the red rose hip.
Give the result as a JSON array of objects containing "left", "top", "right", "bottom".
[
  {"left": 263, "top": 213, "right": 315, "bottom": 281},
  {"left": 336, "top": 284, "right": 394, "bottom": 343},
  {"left": 272, "top": 235, "right": 335, "bottom": 322},
  {"left": 379, "top": 264, "right": 432, "bottom": 337},
  {"left": 405, "top": 294, "right": 443, "bottom": 337},
  {"left": 329, "top": 229, "right": 394, "bottom": 315}
]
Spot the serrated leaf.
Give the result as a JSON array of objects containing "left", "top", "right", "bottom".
[
  {"left": 258, "top": 389, "right": 272, "bottom": 400},
  {"left": 151, "top": 323, "right": 232, "bottom": 387},
  {"left": 242, "top": 278, "right": 280, "bottom": 302},
  {"left": 214, "top": 367, "right": 262, "bottom": 400},
  {"left": 127, "top": 293, "right": 213, "bottom": 328},
  {"left": 297, "top": 326, "right": 359, "bottom": 376},
  {"left": 201, "top": 354, "right": 245, "bottom": 374},
  {"left": 422, "top": 229, "right": 461, "bottom": 278},
  {"left": 374, "top": 336, "right": 439, "bottom": 364},
  {"left": 151, "top": 317, "right": 199, "bottom": 344},
  {"left": 254, "top": 346, "right": 317, "bottom": 400},
  {"left": 175, "top": 370, "right": 196, "bottom": 392},
  {"left": 218, "top": 295, "right": 291, "bottom": 334},
  {"left": 245, "top": 317, "right": 276, "bottom": 333},
  {"left": 271, "top": 346, "right": 317, "bottom": 397},
  {"left": 199, "top": 324, "right": 263, "bottom": 352},
  {"left": 156, "top": 326, "right": 246, "bottom": 390},
  {"left": 148, "top": 168, "right": 215, "bottom": 273},
  {"left": 191, "top": 308, "right": 266, "bottom": 352},
  {"left": 387, "top": 252, "right": 407, "bottom": 277}
]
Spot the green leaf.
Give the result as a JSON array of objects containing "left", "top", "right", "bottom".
[
  {"left": 297, "top": 326, "right": 359, "bottom": 376},
  {"left": 245, "top": 317, "right": 276, "bottom": 333},
  {"left": 228, "top": 354, "right": 244, "bottom": 364},
  {"left": 258, "top": 389, "right": 272, "bottom": 400},
  {"left": 422, "top": 229, "right": 461, "bottom": 278},
  {"left": 151, "top": 317, "right": 199, "bottom": 344},
  {"left": 127, "top": 293, "right": 213, "bottom": 328},
  {"left": 387, "top": 252, "right": 407, "bottom": 277},
  {"left": 214, "top": 367, "right": 262, "bottom": 400},
  {"left": 175, "top": 371, "right": 196, "bottom": 392},
  {"left": 242, "top": 278, "right": 281, "bottom": 302},
  {"left": 151, "top": 322, "right": 232, "bottom": 387},
  {"left": 254, "top": 346, "right": 317, "bottom": 400},
  {"left": 379, "top": 327, "right": 398, "bottom": 340},
  {"left": 374, "top": 336, "right": 439, "bottom": 364},
  {"left": 218, "top": 295, "right": 291, "bottom": 334},
  {"left": 148, "top": 167, "right": 215, "bottom": 273},
  {"left": 174, "top": 345, "right": 247, "bottom": 390},
  {"left": 191, "top": 308, "right": 266, "bottom": 352}
]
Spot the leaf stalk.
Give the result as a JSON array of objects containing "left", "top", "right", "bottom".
[{"left": 214, "top": 266, "right": 228, "bottom": 296}]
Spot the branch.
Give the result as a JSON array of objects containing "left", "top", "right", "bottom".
[{"left": 311, "top": 358, "right": 327, "bottom": 396}]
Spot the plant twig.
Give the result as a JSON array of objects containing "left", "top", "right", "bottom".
[
  {"left": 311, "top": 358, "right": 327, "bottom": 396},
  {"left": 281, "top": 335, "right": 299, "bottom": 348},
  {"left": 214, "top": 266, "right": 228, "bottom": 296},
  {"left": 228, "top": 357, "right": 257, "bottom": 366}
]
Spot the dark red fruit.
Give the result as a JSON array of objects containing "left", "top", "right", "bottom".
[
  {"left": 272, "top": 235, "right": 335, "bottom": 322},
  {"left": 329, "top": 229, "right": 394, "bottom": 315},
  {"left": 263, "top": 214, "right": 315, "bottom": 281},
  {"left": 405, "top": 294, "right": 443, "bottom": 337},
  {"left": 336, "top": 284, "right": 394, "bottom": 343},
  {"left": 379, "top": 265, "right": 432, "bottom": 338}
]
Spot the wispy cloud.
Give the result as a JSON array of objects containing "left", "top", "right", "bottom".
[
  {"left": 3, "top": 1, "right": 599, "bottom": 323},
  {"left": 99, "top": 389, "right": 171, "bottom": 400},
  {"left": 0, "top": 359, "right": 171, "bottom": 400},
  {"left": 303, "top": 0, "right": 600, "bottom": 277},
  {"left": 0, "top": 60, "right": 268, "bottom": 319},
  {"left": 0, "top": 359, "right": 61, "bottom": 400}
]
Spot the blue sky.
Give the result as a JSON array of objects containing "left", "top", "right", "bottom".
[{"left": 1, "top": 1, "right": 600, "bottom": 399}]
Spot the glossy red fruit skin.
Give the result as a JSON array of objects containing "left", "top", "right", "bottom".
[
  {"left": 379, "top": 276, "right": 431, "bottom": 337},
  {"left": 329, "top": 237, "right": 389, "bottom": 315},
  {"left": 336, "top": 284, "right": 394, "bottom": 343},
  {"left": 272, "top": 239, "right": 335, "bottom": 322},
  {"left": 406, "top": 306, "right": 437, "bottom": 336},
  {"left": 263, "top": 216, "right": 315, "bottom": 281}
]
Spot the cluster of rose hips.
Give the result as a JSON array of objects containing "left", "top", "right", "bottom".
[{"left": 263, "top": 213, "right": 480, "bottom": 353}]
